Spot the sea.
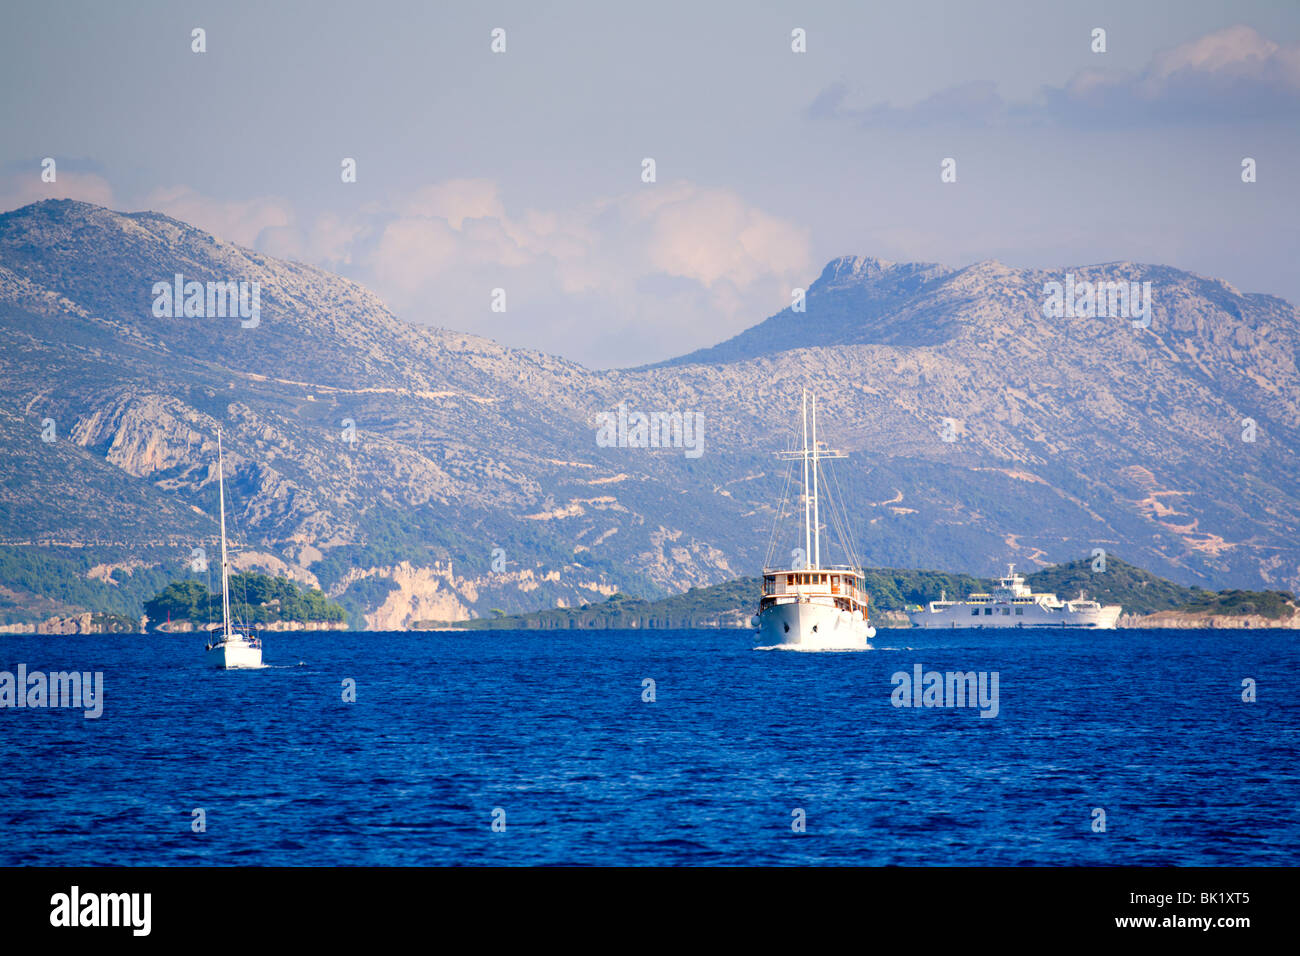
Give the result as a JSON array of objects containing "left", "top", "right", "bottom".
[{"left": 1, "top": 627, "right": 1297, "bottom": 866}]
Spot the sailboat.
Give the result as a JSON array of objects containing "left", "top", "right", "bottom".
[
  {"left": 756, "top": 390, "right": 876, "bottom": 649},
  {"left": 204, "top": 429, "right": 263, "bottom": 669}
]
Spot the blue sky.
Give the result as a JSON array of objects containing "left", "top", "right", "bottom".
[{"left": 2, "top": 0, "right": 1298, "bottom": 367}]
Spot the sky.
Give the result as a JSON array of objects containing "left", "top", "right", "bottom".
[{"left": 2, "top": 0, "right": 1298, "bottom": 368}]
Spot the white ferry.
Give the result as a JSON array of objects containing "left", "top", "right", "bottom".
[
  {"left": 907, "top": 565, "right": 1121, "bottom": 629},
  {"left": 756, "top": 390, "right": 875, "bottom": 649}
]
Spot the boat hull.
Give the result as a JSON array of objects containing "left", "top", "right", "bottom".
[
  {"left": 757, "top": 601, "right": 875, "bottom": 649},
  {"left": 907, "top": 604, "right": 1122, "bottom": 629},
  {"left": 208, "top": 638, "right": 263, "bottom": 669}
]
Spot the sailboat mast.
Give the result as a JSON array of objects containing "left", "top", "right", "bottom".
[
  {"left": 811, "top": 393, "right": 821, "bottom": 570},
  {"left": 801, "top": 389, "right": 811, "bottom": 568},
  {"left": 217, "top": 429, "right": 232, "bottom": 640}
]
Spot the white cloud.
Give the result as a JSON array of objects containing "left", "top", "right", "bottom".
[
  {"left": 813, "top": 25, "right": 1300, "bottom": 128},
  {"left": 141, "top": 185, "right": 295, "bottom": 248},
  {"left": 370, "top": 216, "right": 463, "bottom": 288},
  {"left": 1146, "top": 24, "right": 1300, "bottom": 84},
  {"left": 0, "top": 169, "right": 116, "bottom": 212},
  {"left": 404, "top": 178, "right": 506, "bottom": 227},
  {"left": 1, "top": 170, "right": 813, "bottom": 367},
  {"left": 338, "top": 178, "right": 811, "bottom": 366},
  {"left": 1060, "top": 25, "right": 1300, "bottom": 110}
]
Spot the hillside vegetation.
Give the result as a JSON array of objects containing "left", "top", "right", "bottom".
[
  {"left": 435, "top": 556, "right": 1292, "bottom": 630},
  {"left": 1021, "top": 556, "right": 1210, "bottom": 615},
  {"left": 143, "top": 571, "right": 345, "bottom": 628}
]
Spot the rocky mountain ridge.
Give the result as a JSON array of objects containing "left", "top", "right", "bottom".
[{"left": 1, "top": 199, "right": 1297, "bottom": 627}]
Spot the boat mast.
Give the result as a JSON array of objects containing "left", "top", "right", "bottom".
[
  {"left": 801, "top": 389, "right": 811, "bottom": 568},
  {"left": 811, "top": 393, "right": 821, "bottom": 571},
  {"left": 777, "top": 390, "right": 848, "bottom": 576},
  {"left": 217, "top": 429, "right": 232, "bottom": 640}
]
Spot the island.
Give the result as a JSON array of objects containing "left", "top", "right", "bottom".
[{"left": 417, "top": 557, "right": 1299, "bottom": 630}]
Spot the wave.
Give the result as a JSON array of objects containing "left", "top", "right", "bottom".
[{"left": 753, "top": 644, "right": 873, "bottom": 653}]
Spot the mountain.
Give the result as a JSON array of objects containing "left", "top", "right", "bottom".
[
  {"left": 650, "top": 256, "right": 960, "bottom": 365},
  {"left": 1, "top": 200, "right": 1298, "bottom": 628},
  {"left": 1021, "top": 556, "right": 1210, "bottom": 614}
]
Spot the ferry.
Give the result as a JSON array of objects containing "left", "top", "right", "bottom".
[{"left": 907, "top": 565, "right": 1121, "bottom": 628}]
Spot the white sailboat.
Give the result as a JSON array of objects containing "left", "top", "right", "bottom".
[
  {"left": 756, "top": 390, "right": 876, "bottom": 649},
  {"left": 205, "top": 429, "right": 263, "bottom": 669}
]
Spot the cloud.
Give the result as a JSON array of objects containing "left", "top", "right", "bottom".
[
  {"left": 0, "top": 168, "right": 812, "bottom": 368},
  {"left": 810, "top": 25, "right": 1300, "bottom": 129},
  {"left": 259, "top": 210, "right": 368, "bottom": 267},
  {"left": 637, "top": 183, "right": 812, "bottom": 290},
  {"left": 0, "top": 172, "right": 296, "bottom": 251},
  {"left": 405, "top": 178, "right": 506, "bottom": 228},
  {"left": 140, "top": 186, "right": 295, "bottom": 248},
  {"left": 344, "top": 178, "right": 812, "bottom": 366},
  {"left": 808, "top": 79, "right": 1006, "bottom": 129},
  {"left": 0, "top": 168, "right": 116, "bottom": 212},
  {"left": 1050, "top": 25, "right": 1300, "bottom": 124},
  {"left": 370, "top": 215, "right": 464, "bottom": 287}
]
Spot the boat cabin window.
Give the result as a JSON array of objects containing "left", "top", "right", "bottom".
[{"left": 984, "top": 608, "right": 993, "bottom": 615}]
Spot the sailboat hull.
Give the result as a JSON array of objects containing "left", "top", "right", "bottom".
[
  {"left": 208, "top": 639, "right": 263, "bottom": 669},
  {"left": 210, "top": 430, "right": 267, "bottom": 669},
  {"left": 757, "top": 601, "right": 875, "bottom": 650}
]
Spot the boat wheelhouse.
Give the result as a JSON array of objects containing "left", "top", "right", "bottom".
[{"left": 760, "top": 568, "right": 870, "bottom": 618}]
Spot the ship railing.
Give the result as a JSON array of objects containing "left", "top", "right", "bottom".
[
  {"left": 762, "top": 582, "right": 865, "bottom": 596},
  {"left": 761, "top": 564, "right": 861, "bottom": 574}
]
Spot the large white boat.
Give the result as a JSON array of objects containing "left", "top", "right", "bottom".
[
  {"left": 756, "top": 390, "right": 876, "bottom": 649},
  {"left": 907, "top": 565, "right": 1121, "bottom": 629},
  {"left": 205, "top": 429, "right": 264, "bottom": 669}
]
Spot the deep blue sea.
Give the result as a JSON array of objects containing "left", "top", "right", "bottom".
[{"left": 1, "top": 627, "right": 1297, "bottom": 866}]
